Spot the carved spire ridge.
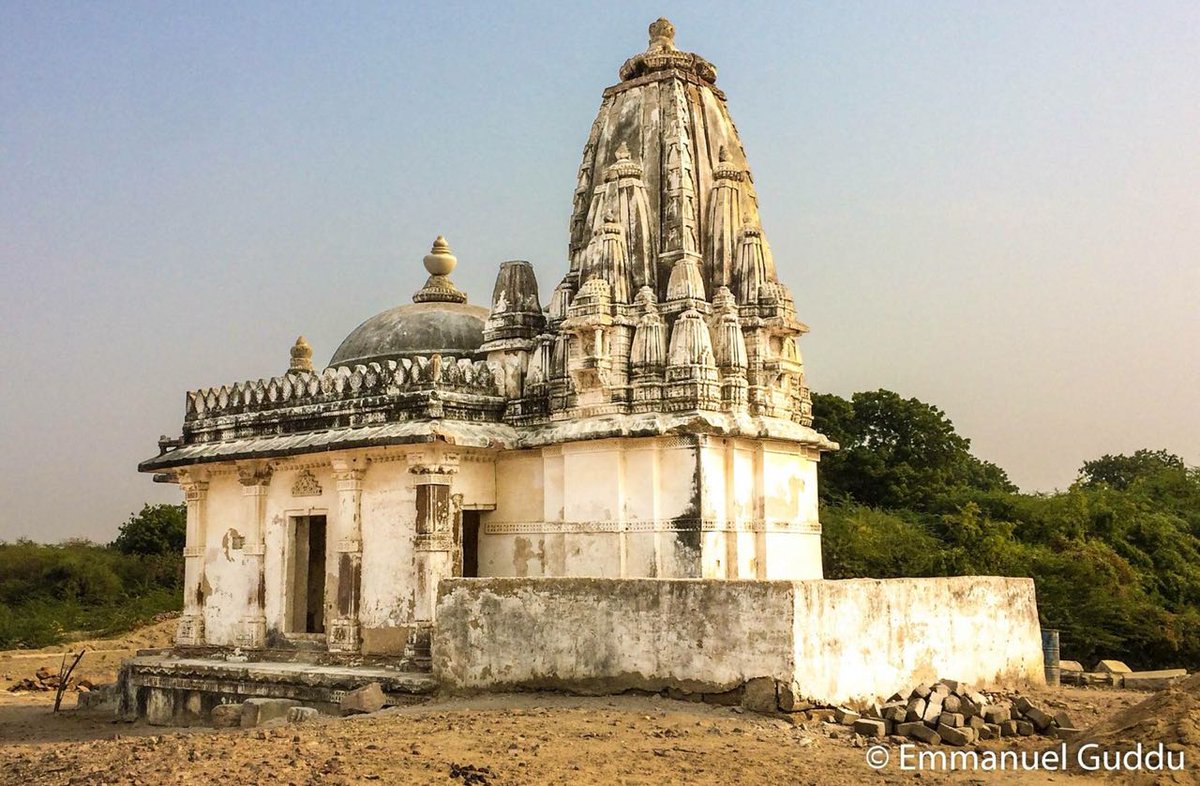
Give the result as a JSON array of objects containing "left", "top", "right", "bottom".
[
  {"left": 732, "top": 220, "right": 770, "bottom": 304},
  {"left": 713, "top": 145, "right": 745, "bottom": 182},
  {"left": 606, "top": 141, "right": 644, "bottom": 180},
  {"left": 588, "top": 209, "right": 632, "bottom": 304},
  {"left": 413, "top": 235, "right": 468, "bottom": 304},
  {"left": 289, "top": 336, "right": 313, "bottom": 374}
]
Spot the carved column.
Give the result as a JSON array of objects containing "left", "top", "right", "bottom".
[
  {"left": 176, "top": 469, "right": 209, "bottom": 646},
  {"left": 409, "top": 450, "right": 459, "bottom": 625},
  {"left": 236, "top": 462, "right": 272, "bottom": 648},
  {"left": 328, "top": 458, "right": 367, "bottom": 653}
]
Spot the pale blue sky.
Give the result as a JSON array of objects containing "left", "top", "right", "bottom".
[{"left": 2, "top": 1, "right": 1197, "bottom": 541}]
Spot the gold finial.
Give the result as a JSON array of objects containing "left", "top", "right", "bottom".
[
  {"left": 648, "top": 17, "right": 676, "bottom": 51},
  {"left": 414, "top": 235, "right": 467, "bottom": 304},
  {"left": 289, "top": 335, "right": 313, "bottom": 373}
]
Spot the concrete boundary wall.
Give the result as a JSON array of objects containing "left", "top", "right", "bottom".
[{"left": 433, "top": 577, "right": 1044, "bottom": 706}]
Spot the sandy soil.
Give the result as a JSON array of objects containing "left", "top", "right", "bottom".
[
  {"left": 0, "top": 617, "right": 177, "bottom": 701},
  {"left": 0, "top": 685, "right": 1170, "bottom": 786},
  {"left": 1, "top": 623, "right": 1191, "bottom": 785}
]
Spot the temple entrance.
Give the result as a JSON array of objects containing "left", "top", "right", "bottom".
[
  {"left": 287, "top": 515, "right": 327, "bottom": 634},
  {"left": 457, "top": 510, "right": 480, "bottom": 578}
]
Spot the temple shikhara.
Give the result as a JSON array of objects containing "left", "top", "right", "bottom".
[{"left": 131, "top": 19, "right": 1044, "bottom": 723}]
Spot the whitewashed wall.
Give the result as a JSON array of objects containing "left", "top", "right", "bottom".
[{"left": 433, "top": 576, "right": 1045, "bottom": 706}]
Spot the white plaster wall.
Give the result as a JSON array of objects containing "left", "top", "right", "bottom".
[
  {"left": 791, "top": 577, "right": 1045, "bottom": 704},
  {"left": 199, "top": 473, "right": 251, "bottom": 645},
  {"left": 359, "top": 460, "right": 418, "bottom": 628},
  {"left": 433, "top": 577, "right": 1046, "bottom": 706}
]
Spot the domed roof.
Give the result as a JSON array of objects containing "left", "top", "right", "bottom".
[{"left": 329, "top": 236, "right": 489, "bottom": 367}]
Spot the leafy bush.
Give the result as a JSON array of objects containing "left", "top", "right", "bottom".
[
  {"left": 815, "top": 389, "right": 1200, "bottom": 669},
  {"left": 0, "top": 506, "right": 185, "bottom": 648}
]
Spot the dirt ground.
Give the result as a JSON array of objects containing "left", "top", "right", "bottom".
[
  {"left": 0, "top": 617, "right": 177, "bottom": 699},
  {"left": 1, "top": 623, "right": 1193, "bottom": 785}
]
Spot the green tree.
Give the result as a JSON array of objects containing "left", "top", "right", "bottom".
[
  {"left": 112, "top": 503, "right": 186, "bottom": 556},
  {"left": 1080, "top": 449, "right": 1186, "bottom": 491},
  {"left": 812, "top": 390, "right": 1014, "bottom": 510}
]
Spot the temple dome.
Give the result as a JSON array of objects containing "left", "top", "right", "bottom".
[{"left": 329, "top": 236, "right": 489, "bottom": 367}]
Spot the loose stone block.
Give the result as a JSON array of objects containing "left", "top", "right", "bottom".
[
  {"left": 1054, "top": 726, "right": 1083, "bottom": 740},
  {"left": 938, "top": 679, "right": 959, "bottom": 693},
  {"left": 896, "top": 721, "right": 941, "bottom": 745},
  {"left": 1059, "top": 660, "right": 1085, "bottom": 673},
  {"left": 341, "top": 682, "right": 387, "bottom": 715},
  {"left": 287, "top": 706, "right": 319, "bottom": 723},
  {"left": 921, "top": 696, "right": 943, "bottom": 724},
  {"left": 1095, "top": 659, "right": 1132, "bottom": 674},
  {"left": 942, "top": 695, "right": 961, "bottom": 713},
  {"left": 1014, "top": 696, "right": 1033, "bottom": 715},
  {"left": 1122, "top": 670, "right": 1188, "bottom": 691},
  {"left": 938, "top": 712, "right": 965, "bottom": 728},
  {"left": 978, "top": 723, "right": 998, "bottom": 740},
  {"left": 210, "top": 703, "right": 242, "bottom": 728},
  {"left": 241, "top": 698, "right": 300, "bottom": 727},
  {"left": 968, "top": 715, "right": 986, "bottom": 731},
  {"left": 905, "top": 697, "right": 927, "bottom": 723},
  {"left": 1053, "top": 711, "right": 1075, "bottom": 729},
  {"left": 742, "top": 677, "right": 778, "bottom": 713},
  {"left": 833, "top": 707, "right": 860, "bottom": 725},
  {"left": 809, "top": 708, "right": 837, "bottom": 723},
  {"left": 853, "top": 718, "right": 887, "bottom": 738},
  {"left": 910, "top": 684, "right": 932, "bottom": 700},
  {"left": 1024, "top": 706, "right": 1053, "bottom": 731},
  {"left": 982, "top": 705, "right": 1010, "bottom": 724},
  {"left": 1000, "top": 719, "right": 1019, "bottom": 737},
  {"left": 1015, "top": 720, "right": 1035, "bottom": 736},
  {"left": 937, "top": 723, "right": 974, "bottom": 746},
  {"left": 884, "top": 704, "right": 908, "bottom": 722}
]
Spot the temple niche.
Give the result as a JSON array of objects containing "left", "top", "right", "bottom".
[{"left": 140, "top": 17, "right": 834, "bottom": 661}]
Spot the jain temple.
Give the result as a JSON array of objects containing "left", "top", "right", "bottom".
[{"left": 129, "top": 19, "right": 1045, "bottom": 723}]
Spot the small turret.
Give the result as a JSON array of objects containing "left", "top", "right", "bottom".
[{"left": 289, "top": 336, "right": 314, "bottom": 374}]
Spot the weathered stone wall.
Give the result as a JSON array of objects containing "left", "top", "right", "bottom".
[
  {"left": 434, "top": 578, "right": 797, "bottom": 694},
  {"left": 432, "top": 577, "right": 1044, "bottom": 705},
  {"left": 478, "top": 435, "right": 822, "bottom": 580}
]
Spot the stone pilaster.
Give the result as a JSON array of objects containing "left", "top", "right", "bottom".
[
  {"left": 328, "top": 459, "right": 367, "bottom": 653},
  {"left": 236, "top": 462, "right": 272, "bottom": 649},
  {"left": 409, "top": 450, "right": 459, "bottom": 622},
  {"left": 176, "top": 469, "right": 209, "bottom": 646}
]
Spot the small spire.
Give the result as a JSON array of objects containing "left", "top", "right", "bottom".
[
  {"left": 413, "top": 235, "right": 468, "bottom": 304},
  {"left": 289, "top": 335, "right": 313, "bottom": 373}
]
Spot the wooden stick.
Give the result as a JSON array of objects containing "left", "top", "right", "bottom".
[{"left": 53, "top": 650, "right": 86, "bottom": 713}]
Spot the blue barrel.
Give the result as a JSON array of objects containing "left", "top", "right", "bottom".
[{"left": 1041, "top": 628, "right": 1061, "bottom": 686}]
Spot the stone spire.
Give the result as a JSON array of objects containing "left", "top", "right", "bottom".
[
  {"left": 482, "top": 260, "right": 545, "bottom": 350},
  {"left": 413, "top": 235, "right": 467, "bottom": 304},
  {"left": 532, "top": 19, "right": 814, "bottom": 425},
  {"left": 289, "top": 336, "right": 314, "bottom": 373}
]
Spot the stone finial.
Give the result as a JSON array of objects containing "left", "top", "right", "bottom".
[
  {"left": 648, "top": 17, "right": 677, "bottom": 51},
  {"left": 413, "top": 235, "right": 468, "bottom": 304},
  {"left": 289, "top": 336, "right": 314, "bottom": 373}
]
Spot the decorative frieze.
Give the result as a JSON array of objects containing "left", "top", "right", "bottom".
[{"left": 291, "top": 470, "right": 323, "bottom": 497}]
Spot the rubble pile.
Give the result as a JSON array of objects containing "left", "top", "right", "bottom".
[
  {"left": 5, "top": 666, "right": 96, "bottom": 694},
  {"left": 815, "top": 679, "right": 1078, "bottom": 747}
]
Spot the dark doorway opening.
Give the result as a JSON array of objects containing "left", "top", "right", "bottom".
[
  {"left": 288, "top": 515, "right": 326, "bottom": 634},
  {"left": 460, "top": 510, "right": 480, "bottom": 578}
]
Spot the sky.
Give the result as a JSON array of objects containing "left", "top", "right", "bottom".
[{"left": 1, "top": 1, "right": 1197, "bottom": 542}]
